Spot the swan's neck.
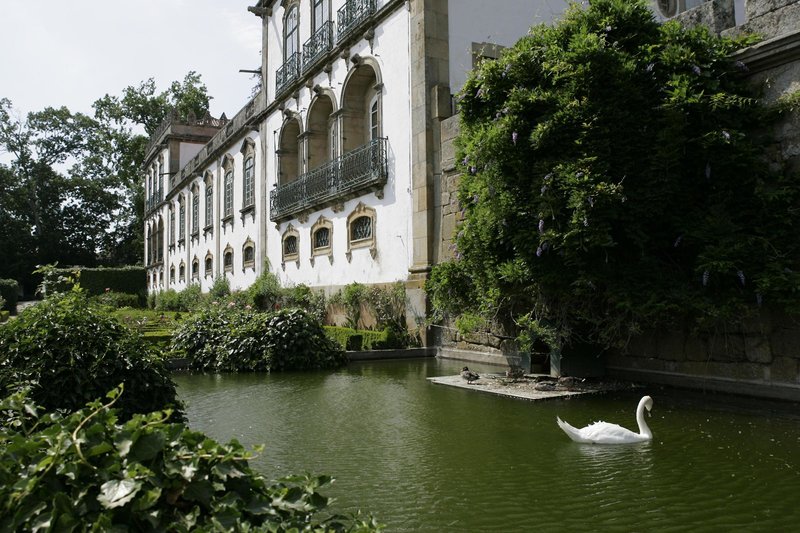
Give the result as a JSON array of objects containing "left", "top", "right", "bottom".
[{"left": 636, "top": 398, "right": 652, "bottom": 438}]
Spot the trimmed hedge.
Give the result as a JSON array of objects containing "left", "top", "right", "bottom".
[
  {"left": 325, "top": 326, "right": 393, "bottom": 351},
  {"left": 48, "top": 266, "right": 146, "bottom": 305},
  {"left": 0, "top": 279, "right": 19, "bottom": 315}
]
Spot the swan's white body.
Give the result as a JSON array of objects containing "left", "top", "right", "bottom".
[{"left": 556, "top": 396, "right": 654, "bottom": 444}]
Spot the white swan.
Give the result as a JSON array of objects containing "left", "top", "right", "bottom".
[{"left": 556, "top": 396, "right": 654, "bottom": 444}]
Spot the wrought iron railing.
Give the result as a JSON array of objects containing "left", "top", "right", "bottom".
[
  {"left": 276, "top": 52, "right": 301, "bottom": 95},
  {"left": 337, "top": 0, "right": 376, "bottom": 42},
  {"left": 270, "top": 137, "right": 388, "bottom": 220},
  {"left": 303, "top": 21, "right": 335, "bottom": 73}
]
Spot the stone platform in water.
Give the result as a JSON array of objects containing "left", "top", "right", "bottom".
[{"left": 428, "top": 374, "right": 631, "bottom": 402}]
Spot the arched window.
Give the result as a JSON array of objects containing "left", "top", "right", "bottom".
[
  {"left": 223, "top": 246, "right": 234, "bottom": 273},
  {"left": 205, "top": 253, "right": 213, "bottom": 277},
  {"left": 311, "top": 216, "right": 333, "bottom": 260},
  {"left": 279, "top": 118, "right": 302, "bottom": 185},
  {"left": 307, "top": 94, "right": 334, "bottom": 170},
  {"left": 282, "top": 226, "right": 300, "bottom": 266},
  {"left": 341, "top": 61, "right": 381, "bottom": 153},
  {"left": 179, "top": 261, "right": 186, "bottom": 281},
  {"left": 156, "top": 217, "right": 164, "bottom": 262},
  {"left": 192, "top": 257, "right": 199, "bottom": 280},
  {"left": 346, "top": 203, "right": 377, "bottom": 261},
  {"left": 243, "top": 239, "right": 256, "bottom": 269},
  {"left": 170, "top": 265, "right": 176, "bottom": 283},
  {"left": 169, "top": 207, "right": 175, "bottom": 245}
]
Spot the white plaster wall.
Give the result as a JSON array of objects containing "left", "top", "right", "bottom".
[
  {"left": 264, "top": 6, "right": 412, "bottom": 289},
  {"left": 447, "top": 0, "right": 569, "bottom": 95}
]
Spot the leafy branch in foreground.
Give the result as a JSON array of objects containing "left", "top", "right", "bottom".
[{"left": 0, "top": 387, "right": 382, "bottom": 532}]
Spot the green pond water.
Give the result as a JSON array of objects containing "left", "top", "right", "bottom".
[{"left": 174, "top": 358, "right": 800, "bottom": 532}]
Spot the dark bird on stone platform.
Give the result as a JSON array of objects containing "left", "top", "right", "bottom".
[{"left": 461, "top": 366, "right": 480, "bottom": 384}]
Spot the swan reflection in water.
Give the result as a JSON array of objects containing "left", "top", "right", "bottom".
[{"left": 557, "top": 396, "right": 654, "bottom": 444}]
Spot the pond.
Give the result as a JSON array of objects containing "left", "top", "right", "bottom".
[{"left": 174, "top": 358, "right": 800, "bottom": 532}]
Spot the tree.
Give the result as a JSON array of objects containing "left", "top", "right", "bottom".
[
  {"left": 0, "top": 72, "right": 212, "bottom": 292},
  {"left": 427, "top": 0, "right": 800, "bottom": 352}
]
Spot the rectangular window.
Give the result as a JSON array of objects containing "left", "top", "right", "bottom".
[
  {"left": 169, "top": 211, "right": 175, "bottom": 245},
  {"left": 205, "top": 185, "right": 213, "bottom": 226},
  {"left": 179, "top": 200, "right": 185, "bottom": 241},
  {"left": 243, "top": 156, "right": 255, "bottom": 208},
  {"left": 224, "top": 170, "right": 234, "bottom": 217},
  {"left": 192, "top": 193, "right": 199, "bottom": 234}
]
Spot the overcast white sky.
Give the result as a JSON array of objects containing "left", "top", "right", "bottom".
[{"left": 0, "top": 1, "right": 262, "bottom": 120}]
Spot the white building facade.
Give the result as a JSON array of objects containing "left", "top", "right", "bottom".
[{"left": 143, "top": 0, "right": 708, "bottom": 337}]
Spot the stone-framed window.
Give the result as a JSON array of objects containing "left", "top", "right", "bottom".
[
  {"left": 281, "top": 225, "right": 300, "bottom": 267},
  {"left": 223, "top": 155, "right": 234, "bottom": 221},
  {"left": 241, "top": 139, "right": 256, "bottom": 210},
  {"left": 205, "top": 253, "right": 213, "bottom": 278},
  {"left": 242, "top": 238, "right": 256, "bottom": 270},
  {"left": 312, "top": 0, "right": 330, "bottom": 33},
  {"left": 179, "top": 261, "right": 186, "bottom": 282},
  {"left": 223, "top": 245, "right": 234, "bottom": 273},
  {"left": 369, "top": 93, "right": 380, "bottom": 141},
  {"left": 191, "top": 257, "right": 200, "bottom": 280},
  {"left": 158, "top": 270, "right": 163, "bottom": 286},
  {"left": 178, "top": 195, "right": 186, "bottom": 244},
  {"left": 169, "top": 265, "right": 175, "bottom": 284},
  {"left": 191, "top": 184, "right": 200, "bottom": 237},
  {"left": 310, "top": 216, "right": 333, "bottom": 264},
  {"left": 284, "top": 3, "right": 299, "bottom": 61},
  {"left": 169, "top": 207, "right": 175, "bottom": 246},
  {"left": 204, "top": 171, "right": 214, "bottom": 230},
  {"left": 346, "top": 203, "right": 376, "bottom": 261}
]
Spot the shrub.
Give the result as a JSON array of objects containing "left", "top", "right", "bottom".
[
  {"left": 325, "top": 326, "right": 393, "bottom": 351},
  {"left": 94, "top": 290, "right": 141, "bottom": 309},
  {"left": 0, "top": 389, "right": 381, "bottom": 532},
  {"left": 172, "top": 306, "right": 347, "bottom": 372},
  {"left": 0, "top": 279, "right": 19, "bottom": 315},
  {"left": 154, "top": 289, "right": 181, "bottom": 311},
  {"left": 177, "top": 283, "right": 204, "bottom": 310},
  {"left": 209, "top": 275, "right": 231, "bottom": 299},
  {"left": 43, "top": 266, "right": 145, "bottom": 303},
  {"left": 0, "top": 289, "right": 184, "bottom": 421},
  {"left": 247, "top": 269, "right": 283, "bottom": 310},
  {"left": 0, "top": 311, "right": 8, "bottom": 323}
]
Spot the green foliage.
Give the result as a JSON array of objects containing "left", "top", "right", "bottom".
[
  {"left": 247, "top": 270, "right": 283, "bottom": 311},
  {"left": 172, "top": 305, "right": 347, "bottom": 372},
  {"left": 46, "top": 266, "right": 146, "bottom": 303},
  {"left": 93, "top": 290, "right": 141, "bottom": 309},
  {"left": 151, "top": 285, "right": 205, "bottom": 312},
  {"left": 0, "top": 388, "right": 382, "bottom": 532},
  {"left": 209, "top": 275, "right": 231, "bottom": 299},
  {"left": 0, "top": 311, "right": 8, "bottom": 323},
  {"left": 0, "top": 279, "right": 18, "bottom": 315},
  {"left": 0, "top": 73, "right": 213, "bottom": 290},
  {"left": 0, "top": 290, "right": 183, "bottom": 421},
  {"left": 336, "top": 283, "right": 369, "bottom": 329},
  {"left": 430, "top": 0, "right": 800, "bottom": 350},
  {"left": 325, "top": 326, "right": 392, "bottom": 351}
]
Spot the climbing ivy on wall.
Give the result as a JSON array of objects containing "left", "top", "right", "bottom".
[{"left": 427, "top": 0, "right": 800, "bottom": 351}]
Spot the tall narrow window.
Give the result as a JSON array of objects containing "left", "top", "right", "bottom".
[
  {"left": 205, "top": 183, "right": 213, "bottom": 226},
  {"left": 157, "top": 161, "right": 164, "bottom": 200},
  {"left": 284, "top": 5, "right": 299, "bottom": 59},
  {"left": 312, "top": 0, "right": 329, "bottom": 32},
  {"left": 169, "top": 209, "right": 175, "bottom": 245},
  {"left": 178, "top": 197, "right": 186, "bottom": 241},
  {"left": 224, "top": 169, "right": 233, "bottom": 218},
  {"left": 243, "top": 156, "right": 254, "bottom": 208},
  {"left": 191, "top": 189, "right": 199, "bottom": 234},
  {"left": 369, "top": 95, "right": 379, "bottom": 141}
]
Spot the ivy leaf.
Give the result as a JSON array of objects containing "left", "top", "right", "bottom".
[{"left": 98, "top": 478, "right": 141, "bottom": 509}]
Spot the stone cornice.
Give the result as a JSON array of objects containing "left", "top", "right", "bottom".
[{"left": 732, "top": 29, "right": 800, "bottom": 75}]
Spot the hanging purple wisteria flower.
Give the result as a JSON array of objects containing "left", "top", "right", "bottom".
[
  {"left": 733, "top": 60, "right": 749, "bottom": 72},
  {"left": 512, "top": 131, "right": 518, "bottom": 145},
  {"left": 673, "top": 235, "right": 683, "bottom": 248},
  {"left": 722, "top": 130, "right": 731, "bottom": 141},
  {"left": 538, "top": 219, "right": 545, "bottom": 234},
  {"left": 536, "top": 246, "right": 543, "bottom": 257},
  {"left": 737, "top": 270, "right": 746, "bottom": 286},
  {"left": 756, "top": 292, "right": 763, "bottom": 306},
  {"left": 691, "top": 65, "right": 701, "bottom": 75},
  {"left": 705, "top": 162, "right": 712, "bottom": 179},
  {"left": 702, "top": 270, "right": 710, "bottom": 286}
]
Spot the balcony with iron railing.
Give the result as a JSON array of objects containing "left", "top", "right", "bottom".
[
  {"left": 337, "top": 0, "right": 376, "bottom": 43},
  {"left": 303, "top": 20, "right": 335, "bottom": 73},
  {"left": 270, "top": 137, "right": 388, "bottom": 221},
  {"left": 276, "top": 52, "right": 301, "bottom": 96}
]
